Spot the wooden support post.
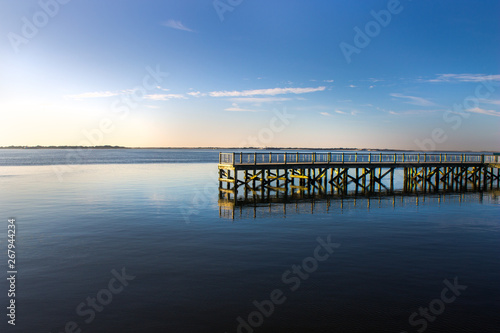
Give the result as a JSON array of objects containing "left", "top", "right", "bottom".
[
  {"left": 362, "top": 168, "right": 367, "bottom": 192},
  {"left": 324, "top": 168, "right": 328, "bottom": 193},
  {"left": 284, "top": 169, "right": 289, "bottom": 194},
  {"left": 497, "top": 168, "right": 499, "bottom": 188},
  {"left": 378, "top": 167, "right": 382, "bottom": 191},
  {"left": 483, "top": 166, "right": 488, "bottom": 190},
  {"left": 234, "top": 170, "right": 238, "bottom": 202},
  {"left": 423, "top": 167, "right": 427, "bottom": 192},
  {"left": 403, "top": 168, "right": 408, "bottom": 192},
  {"left": 355, "top": 168, "right": 359, "bottom": 194},
  {"left": 390, "top": 168, "right": 394, "bottom": 192},
  {"left": 343, "top": 168, "right": 348, "bottom": 194},
  {"left": 435, "top": 167, "right": 440, "bottom": 191},
  {"left": 369, "top": 169, "right": 375, "bottom": 192},
  {"left": 261, "top": 170, "right": 265, "bottom": 197},
  {"left": 307, "top": 168, "right": 311, "bottom": 193}
]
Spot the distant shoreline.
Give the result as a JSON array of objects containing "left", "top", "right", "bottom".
[{"left": 0, "top": 146, "right": 497, "bottom": 153}]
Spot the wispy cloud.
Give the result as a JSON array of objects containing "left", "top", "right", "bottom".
[
  {"left": 144, "top": 94, "right": 186, "bottom": 101},
  {"left": 224, "top": 103, "right": 260, "bottom": 112},
  {"left": 334, "top": 109, "right": 358, "bottom": 116},
  {"left": 466, "top": 107, "right": 500, "bottom": 117},
  {"left": 387, "top": 109, "right": 441, "bottom": 116},
  {"left": 209, "top": 86, "right": 326, "bottom": 97},
  {"left": 65, "top": 91, "right": 120, "bottom": 100},
  {"left": 390, "top": 93, "right": 435, "bottom": 106},
  {"left": 230, "top": 97, "right": 291, "bottom": 103},
  {"left": 161, "top": 20, "right": 195, "bottom": 32},
  {"left": 479, "top": 99, "right": 500, "bottom": 106},
  {"left": 427, "top": 74, "right": 500, "bottom": 83},
  {"left": 320, "top": 112, "right": 332, "bottom": 116},
  {"left": 187, "top": 91, "right": 204, "bottom": 97}
]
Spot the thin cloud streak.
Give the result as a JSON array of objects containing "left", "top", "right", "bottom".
[
  {"left": 144, "top": 94, "right": 186, "bottom": 101},
  {"left": 230, "top": 97, "right": 291, "bottom": 103},
  {"left": 162, "top": 20, "right": 195, "bottom": 32},
  {"left": 427, "top": 74, "right": 500, "bottom": 82},
  {"left": 209, "top": 86, "right": 326, "bottom": 97},
  {"left": 224, "top": 103, "right": 260, "bottom": 112},
  {"left": 390, "top": 93, "right": 435, "bottom": 106},
  {"left": 479, "top": 99, "right": 500, "bottom": 106},
  {"left": 466, "top": 107, "right": 500, "bottom": 117},
  {"left": 65, "top": 91, "right": 120, "bottom": 100}
]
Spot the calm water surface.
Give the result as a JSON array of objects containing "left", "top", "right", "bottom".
[{"left": 0, "top": 149, "right": 499, "bottom": 332}]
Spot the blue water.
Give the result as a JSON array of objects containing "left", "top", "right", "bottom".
[{"left": 0, "top": 149, "right": 499, "bottom": 332}]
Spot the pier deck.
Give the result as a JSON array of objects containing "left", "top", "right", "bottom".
[{"left": 218, "top": 152, "right": 500, "bottom": 203}]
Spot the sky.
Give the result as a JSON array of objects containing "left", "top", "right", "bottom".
[{"left": 1, "top": 0, "right": 499, "bottom": 150}]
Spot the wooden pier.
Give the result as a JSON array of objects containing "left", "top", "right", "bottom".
[{"left": 218, "top": 152, "right": 500, "bottom": 204}]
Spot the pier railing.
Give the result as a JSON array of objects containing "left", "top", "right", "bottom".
[{"left": 220, "top": 152, "right": 498, "bottom": 166}]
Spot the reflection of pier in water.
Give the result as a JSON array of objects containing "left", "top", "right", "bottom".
[
  {"left": 219, "top": 190, "right": 500, "bottom": 219},
  {"left": 218, "top": 152, "right": 500, "bottom": 219}
]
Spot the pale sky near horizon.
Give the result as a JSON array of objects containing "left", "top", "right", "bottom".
[{"left": 1, "top": 0, "right": 499, "bottom": 150}]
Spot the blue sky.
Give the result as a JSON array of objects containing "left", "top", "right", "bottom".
[{"left": 1, "top": 0, "right": 499, "bottom": 150}]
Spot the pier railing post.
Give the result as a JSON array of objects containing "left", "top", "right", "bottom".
[
  {"left": 342, "top": 153, "right": 344, "bottom": 164},
  {"left": 232, "top": 153, "right": 235, "bottom": 165}
]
